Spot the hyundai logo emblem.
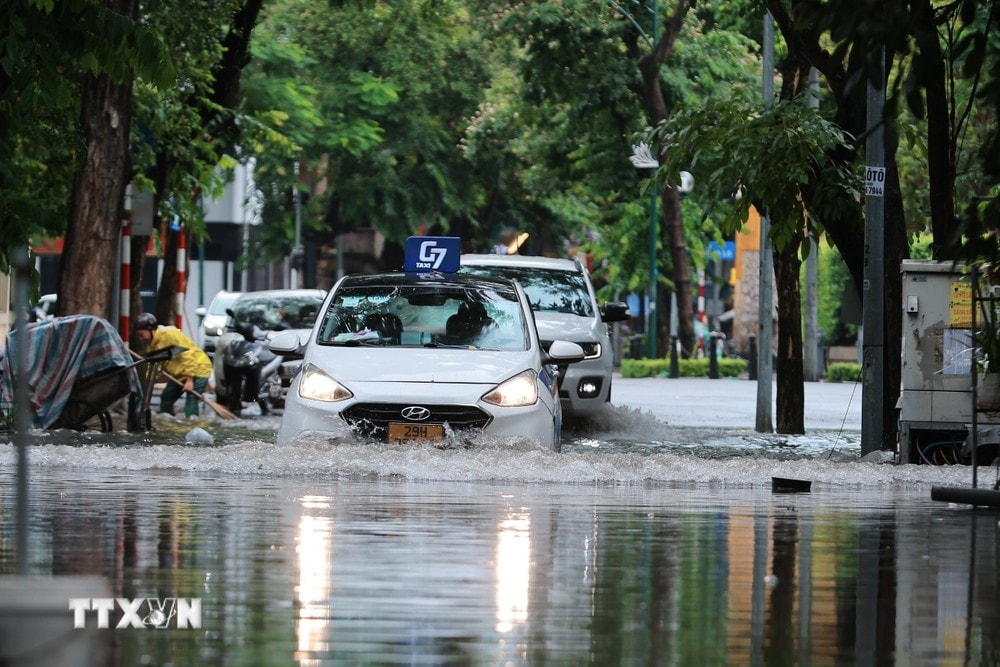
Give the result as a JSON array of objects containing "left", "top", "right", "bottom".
[{"left": 400, "top": 406, "right": 431, "bottom": 421}]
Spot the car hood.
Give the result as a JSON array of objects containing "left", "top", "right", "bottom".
[
  {"left": 306, "top": 347, "right": 537, "bottom": 384},
  {"left": 266, "top": 327, "right": 312, "bottom": 342},
  {"left": 532, "top": 312, "right": 600, "bottom": 343}
]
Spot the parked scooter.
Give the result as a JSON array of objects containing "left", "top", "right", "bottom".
[{"left": 213, "top": 309, "right": 284, "bottom": 416}]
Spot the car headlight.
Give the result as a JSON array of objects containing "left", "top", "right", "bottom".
[
  {"left": 482, "top": 370, "right": 538, "bottom": 407},
  {"left": 297, "top": 363, "right": 353, "bottom": 402}
]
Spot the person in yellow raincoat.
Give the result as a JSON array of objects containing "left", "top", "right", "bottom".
[{"left": 135, "top": 312, "right": 213, "bottom": 418}]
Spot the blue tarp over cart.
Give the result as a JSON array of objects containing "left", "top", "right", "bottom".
[{"left": 0, "top": 315, "right": 144, "bottom": 431}]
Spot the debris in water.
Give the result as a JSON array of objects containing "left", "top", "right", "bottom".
[{"left": 185, "top": 427, "right": 214, "bottom": 445}]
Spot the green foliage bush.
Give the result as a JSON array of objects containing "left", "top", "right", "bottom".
[
  {"left": 620, "top": 356, "right": 748, "bottom": 378},
  {"left": 825, "top": 362, "right": 862, "bottom": 382}
]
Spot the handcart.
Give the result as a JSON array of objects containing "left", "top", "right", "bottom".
[
  {"left": 129, "top": 344, "right": 189, "bottom": 430},
  {"left": 0, "top": 315, "right": 180, "bottom": 433},
  {"left": 50, "top": 345, "right": 181, "bottom": 432}
]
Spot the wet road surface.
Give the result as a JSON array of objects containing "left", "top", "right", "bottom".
[{"left": 1, "top": 377, "right": 997, "bottom": 666}]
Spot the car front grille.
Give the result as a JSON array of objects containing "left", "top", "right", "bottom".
[{"left": 341, "top": 403, "right": 492, "bottom": 440}]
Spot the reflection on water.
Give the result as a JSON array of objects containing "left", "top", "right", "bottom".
[
  {"left": 1, "top": 467, "right": 999, "bottom": 665},
  {"left": 0, "top": 404, "right": 998, "bottom": 665}
]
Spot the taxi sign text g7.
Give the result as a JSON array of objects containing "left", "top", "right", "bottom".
[{"left": 404, "top": 236, "right": 461, "bottom": 273}]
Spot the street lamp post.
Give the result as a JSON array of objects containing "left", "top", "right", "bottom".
[
  {"left": 630, "top": 144, "right": 693, "bottom": 360},
  {"left": 631, "top": 142, "right": 659, "bottom": 359}
]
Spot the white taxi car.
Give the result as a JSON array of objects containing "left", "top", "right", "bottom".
[
  {"left": 459, "top": 254, "right": 630, "bottom": 418},
  {"left": 271, "top": 237, "right": 585, "bottom": 450}
]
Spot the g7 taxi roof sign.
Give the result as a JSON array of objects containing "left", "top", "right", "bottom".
[{"left": 404, "top": 236, "right": 461, "bottom": 273}]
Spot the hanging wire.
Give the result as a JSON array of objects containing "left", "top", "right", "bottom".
[{"left": 825, "top": 379, "right": 861, "bottom": 459}]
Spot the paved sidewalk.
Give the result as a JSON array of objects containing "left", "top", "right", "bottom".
[{"left": 610, "top": 375, "right": 863, "bottom": 431}]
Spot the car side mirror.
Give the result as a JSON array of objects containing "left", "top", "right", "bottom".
[
  {"left": 601, "top": 301, "right": 631, "bottom": 323},
  {"left": 269, "top": 330, "right": 305, "bottom": 356},
  {"left": 545, "top": 340, "right": 586, "bottom": 365},
  {"left": 195, "top": 306, "right": 207, "bottom": 317}
]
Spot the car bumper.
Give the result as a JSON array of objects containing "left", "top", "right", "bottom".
[
  {"left": 559, "top": 355, "right": 613, "bottom": 417},
  {"left": 277, "top": 379, "right": 558, "bottom": 449}
]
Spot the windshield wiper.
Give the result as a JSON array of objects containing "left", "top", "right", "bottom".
[{"left": 423, "top": 341, "right": 476, "bottom": 349}]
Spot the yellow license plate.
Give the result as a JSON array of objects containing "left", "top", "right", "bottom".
[{"left": 387, "top": 422, "right": 445, "bottom": 443}]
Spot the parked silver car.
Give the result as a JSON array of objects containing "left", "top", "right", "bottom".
[
  {"left": 195, "top": 290, "right": 242, "bottom": 356},
  {"left": 459, "top": 254, "right": 630, "bottom": 418}
]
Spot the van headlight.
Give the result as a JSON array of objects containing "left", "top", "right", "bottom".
[
  {"left": 482, "top": 370, "right": 538, "bottom": 407},
  {"left": 298, "top": 363, "right": 353, "bottom": 402}
]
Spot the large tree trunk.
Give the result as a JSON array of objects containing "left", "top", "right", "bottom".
[
  {"left": 774, "top": 235, "right": 805, "bottom": 433},
  {"left": 911, "top": 0, "right": 956, "bottom": 251},
  {"left": 59, "top": 0, "right": 137, "bottom": 320}
]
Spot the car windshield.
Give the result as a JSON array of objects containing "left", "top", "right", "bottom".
[
  {"left": 232, "top": 294, "right": 324, "bottom": 331},
  {"left": 459, "top": 266, "right": 594, "bottom": 317},
  {"left": 209, "top": 292, "right": 240, "bottom": 316},
  {"left": 316, "top": 284, "right": 528, "bottom": 350}
]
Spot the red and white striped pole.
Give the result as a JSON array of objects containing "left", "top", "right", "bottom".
[
  {"left": 697, "top": 267, "right": 706, "bottom": 356},
  {"left": 176, "top": 226, "right": 186, "bottom": 330},
  {"left": 697, "top": 267, "right": 706, "bottom": 324},
  {"left": 120, "top": 222, "right": 131, "bottom": 345}
]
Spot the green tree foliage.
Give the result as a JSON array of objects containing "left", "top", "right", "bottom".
[
  {"left": 952, "top": 1, "right": 1000, "bottom": 266},
  {"left": 240, "top": 0, "right": 401, "bottom": 261},
  {"left": 0, "top": 0, "right": 172, "bottom": 270},
  {"left": 131, "top": 0, "right": 248, "bottom": 208},
  {"left": 495, "top": 2, "right": 761, "bottom": 320},
  {"left": 652, "top": 95, "right": 857, "bottom": 249},
  {"left": 265, "top": 0, "right": 501, "bottom": 251}
]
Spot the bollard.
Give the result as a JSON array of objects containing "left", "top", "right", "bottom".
[
  {"left": 630, "top": 334, "right": 643, "bottom": 360},
  {"left": 709, "top": 332, "right": 719, "bottom": 379},
  {"left": 669, "top": 335, "right": 679, "bottom": 378},
  {"left": 748, "top": 334, "right": 758, "bottom": 381}
]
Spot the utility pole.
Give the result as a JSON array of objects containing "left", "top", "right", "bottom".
[
  {"left": 862, "top": 51, "right": 886, "bottom": 455},
  {"left": 290, "top": 161, "right": 302, "bottom": 290},
  {"left": 804, "top": 68, "right": 821, "bottom": 382},
  {"left": 756, "top": 11, "right": 775, "bottom": 433}
]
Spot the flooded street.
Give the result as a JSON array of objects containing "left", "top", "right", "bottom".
[{"left": 1, "top": 378, "right": 998, "bottom": 665}]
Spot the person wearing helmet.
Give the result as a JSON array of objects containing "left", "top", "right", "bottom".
[{"left": 135, "top": 312, "right": 213, "bottom": 419}]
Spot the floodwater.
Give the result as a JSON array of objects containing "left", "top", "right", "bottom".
[{"left": 1, "top": 379, "right": 998, "bottom": 666}]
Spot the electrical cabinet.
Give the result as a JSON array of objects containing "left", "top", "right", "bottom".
[{"left": 898, "top": 260, "right": 999, "bottom": 463}]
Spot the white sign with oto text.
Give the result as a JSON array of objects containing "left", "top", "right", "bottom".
[{"left": 865, "top": 166, "right": 886, "bottom": 197}]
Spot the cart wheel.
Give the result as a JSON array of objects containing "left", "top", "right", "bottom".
[{"left": 98, "top": 411, "right": 112, "bottom": 433}]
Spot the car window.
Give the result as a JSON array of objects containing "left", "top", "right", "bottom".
[
  {"left": 317, "top": 284, "right": 528, "bottom": 350},
  {"left": 460, "top": 266, "right": 594, "bottom": 317},
  {"left": 233, "top": 294, "right": 324, "bottom": 331},
  {"left": 209, "top": 293, "right": 240, "bottom": 316}
]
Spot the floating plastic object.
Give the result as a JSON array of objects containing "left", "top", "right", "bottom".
[{"left": 185, "top": 427, "right": 214, "bottom": 445}]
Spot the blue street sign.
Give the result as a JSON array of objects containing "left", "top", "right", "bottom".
[
  {"left": 404, "top": 236, "right": 461, "bottom": 273},
  {"left": 707, "top": 240, "right": 736, "bottom": 262}
]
